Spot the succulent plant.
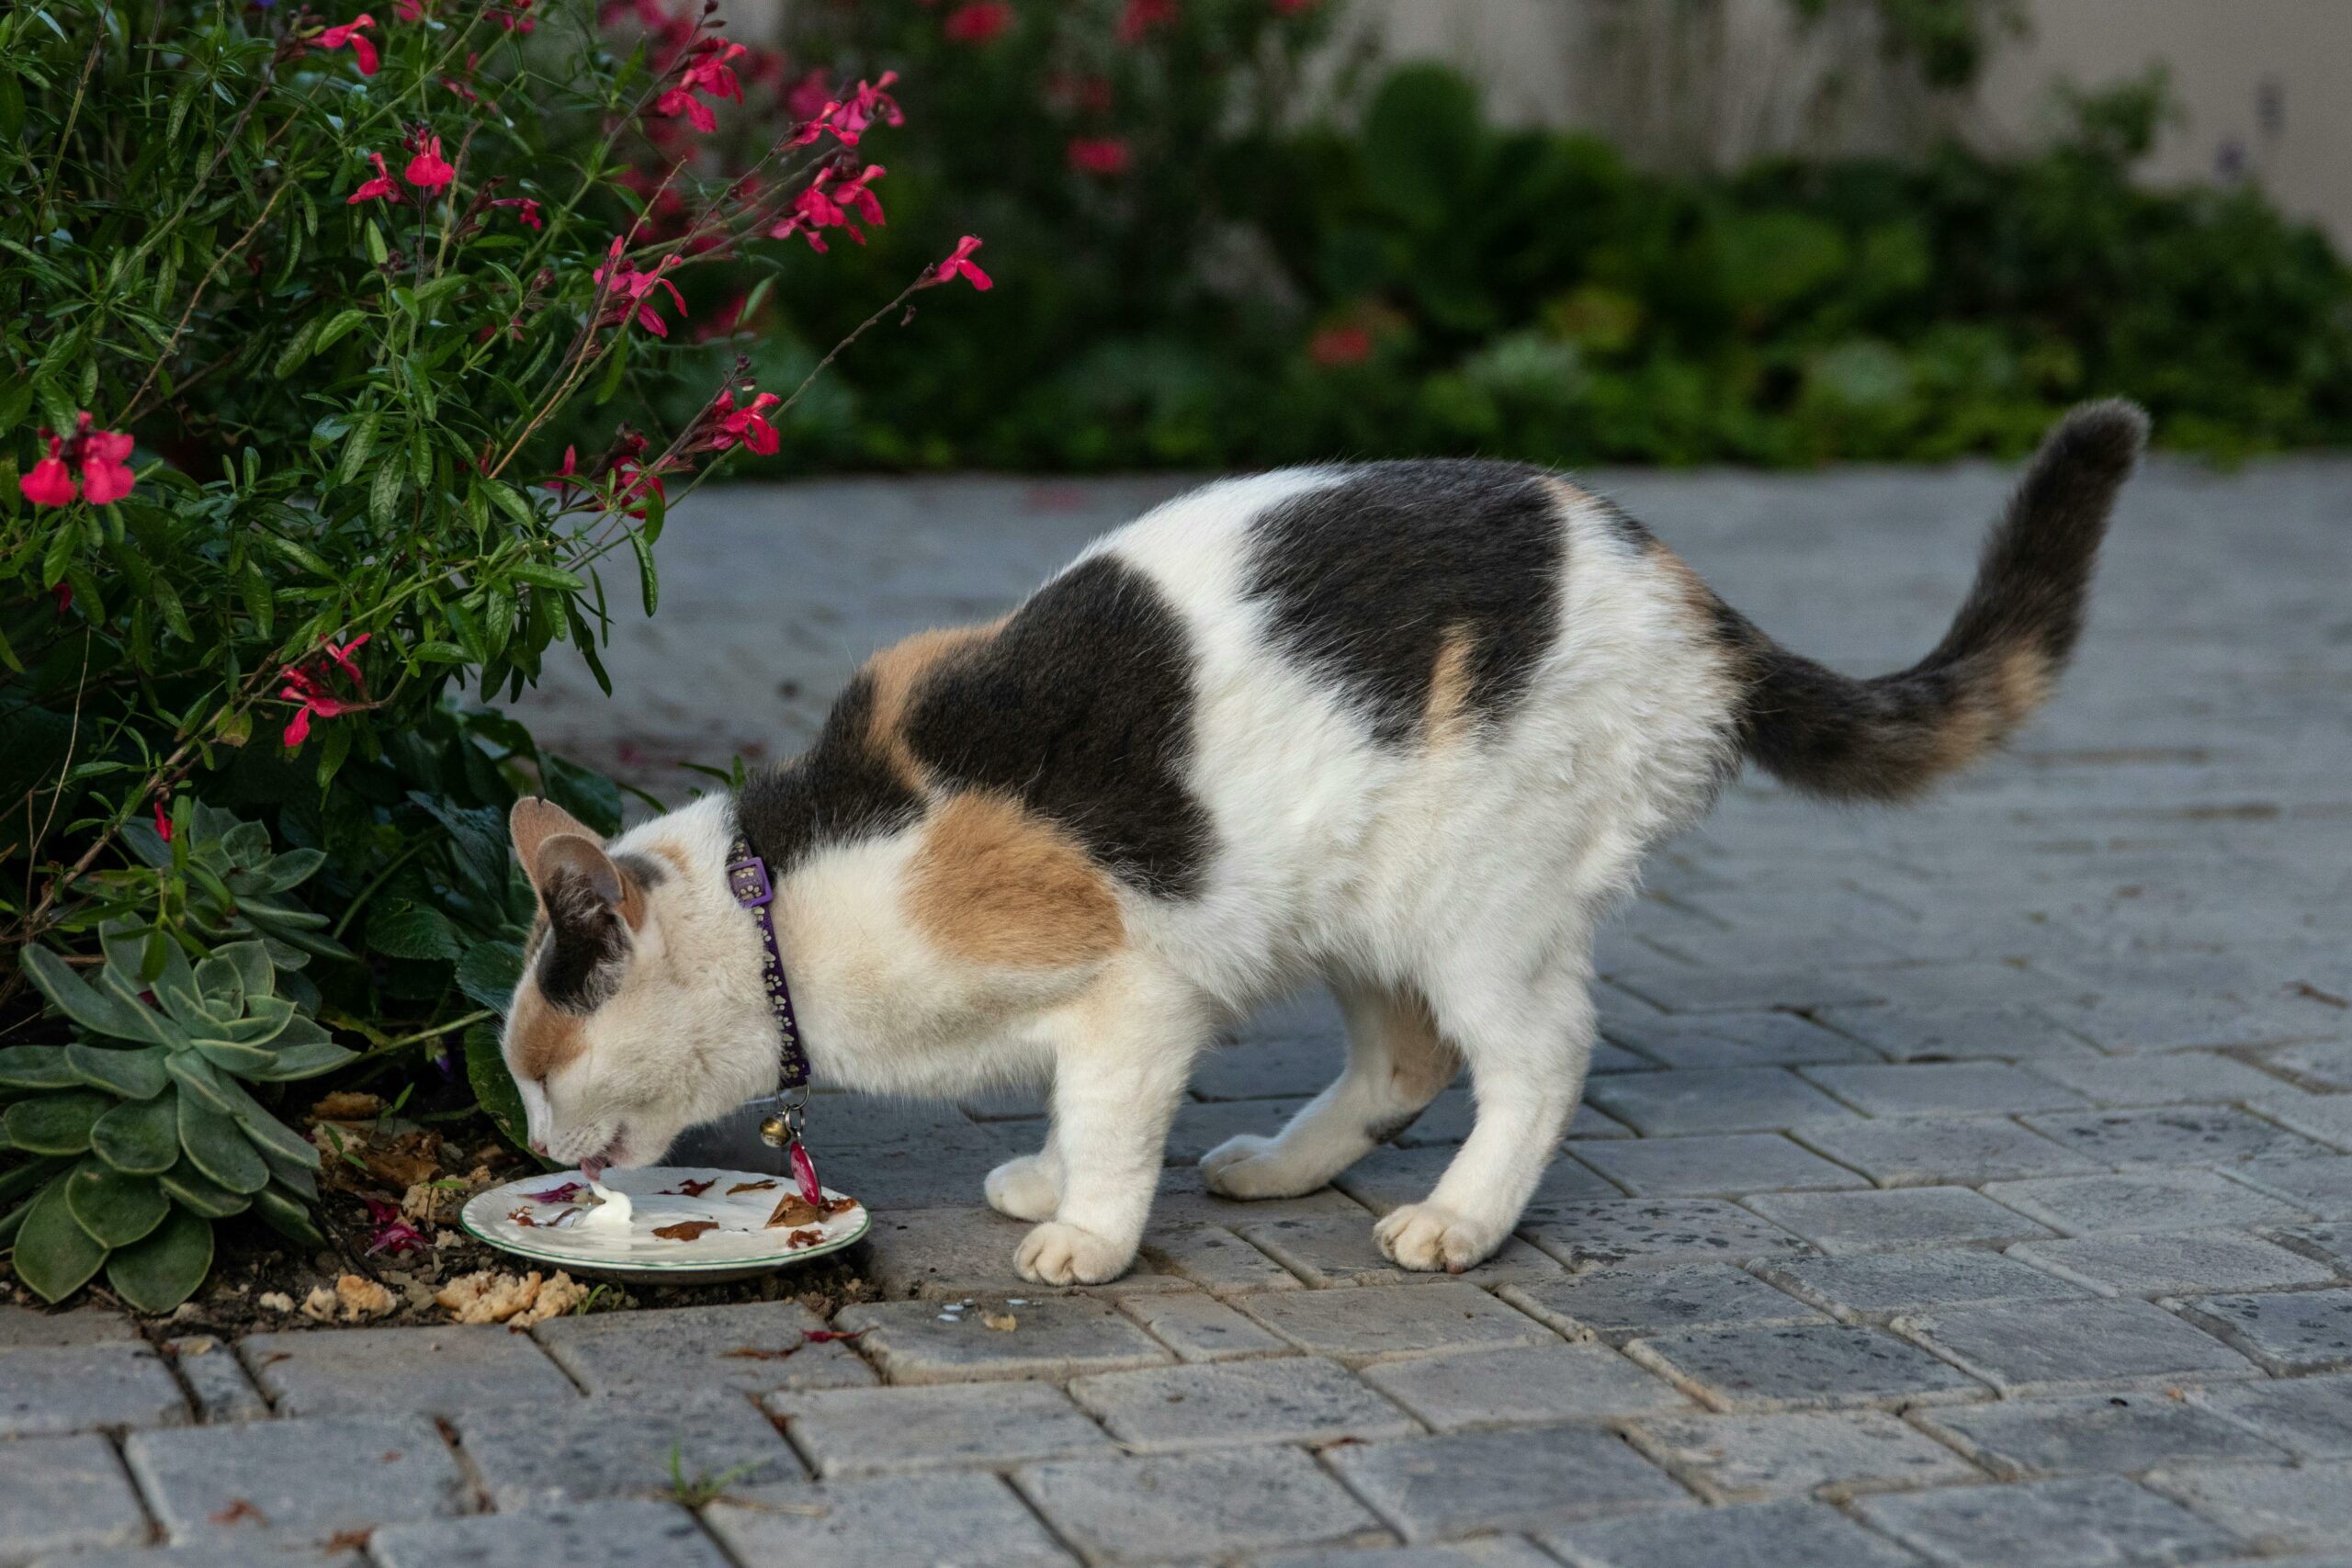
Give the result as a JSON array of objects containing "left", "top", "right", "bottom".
[{"left": 1, "top": 907, "right": 356, "bottom": 1312}]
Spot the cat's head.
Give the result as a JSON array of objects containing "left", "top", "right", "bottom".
[{"left": 501, "top": 796, "right": 775, "bottom": 1177}]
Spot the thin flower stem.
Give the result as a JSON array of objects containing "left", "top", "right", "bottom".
[{"left": 118, "top": 184, "right": 290, "bottom": 427}]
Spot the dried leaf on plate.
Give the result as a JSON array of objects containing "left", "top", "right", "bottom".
[
  {"left": 652, "top": 1219, "right": 719, "bottom": 1241},
  {"left": 727, "top": 1179, "right": 777, "bottom": 1195},
  {"left": 659, "top": 1178, "right": 717, "bottom": 1197}
]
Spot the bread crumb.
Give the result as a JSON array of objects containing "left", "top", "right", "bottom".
[
  {"left": 435, "top": 1269, "right": 546, "bottom": 1325},
  {"left": 335, "top": 1274, "right": 397, "bottom": 1322},
  {"left": 510, "top": 1272, "right": 589, "bottom": 1327},
  {"left": 299, "top": 1285, "right": 339, "bottom": 1324},
  {"left": 981, "top": 1310, "right": 1017, "bottom": 1331},
  {"left": 257, "top": 1291, "right": 296, "bottom": 1314}
]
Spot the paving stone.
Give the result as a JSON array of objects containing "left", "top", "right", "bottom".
[
  {"left": 2024, "top": 1106, "right": 2334, "bottom": 1168},
  {"left": 833, "top": 1295, "right": 1174, "bottom": 1384},
  {"left": 767, "top": 1381, "right": 1115, "bottom": 1476},
  {"left": 2264, "top": 1040, "right": 2352, "bottom": 1091},
  {"left": 1357, "top": 1344, "right": 1691, "bottom": 1430},
  {"left": 1916, "top": 1393, "right": 2293, "bottom": 1480},
  {"left": 1813, "top": 1005, "right": 2100, "bottom": 1062},
  {"left": 855, "top": 1204, "right": 1190, "bottom": 1298},
  {"left": 1541, "top": 1496, "right": 1923, "bottom": 1568},
  {"left": 1324, "top": 1423, "right": 1690, "bottom": 1540},
  {"left": 2008, "top": 1231, "right": 2335, "bottom": 1296},
  {"left": 707, "top": 1471, "right": 1078, "bottom": 1567},
  {"left": 1573, "top": 1134, "right": 1868, "bottom": 1198},
  {"left": 1855, "top": 1475, "right": 2242, "bottom": 1568},
  {"left": 239, "top": 1325, "right": 577, "bottom": 1417},
  {"left": 2028, "top": 1052, "right": 2294, "bottom": 1108},
  {"left": 1235, "top": 1213, "right": 1564, "bottom": 1288},
  {"left": 2245, "top": 1089, "right": 2352, "bottom": 1153},
  {"left": 1251, "top": 1543, "right": 1558, "bottom": 1568},
  {"left": 1585, "top": 1068, "right": 1860, "bottom": 1136},
  {"left": 2172, "top": 1288, "right": 2352, "bottom": 1374},
  {"left": 1757, "top": 1249, "right": 2087, "bottom": 1322},
  {"left": 1866, "top": 964, "right": 2092, "bottom": 1011},
  {"left": 370, "top": 1500, "right": 731, "bottom": 1568},
  {"left": 2189, "top": 1374, "right": 2352, "bottom": 1458},
  {"left": 1117, "top": 1291, "right": 1297, "bottom": 1360},
  {"left": 1624, "top": 1322, "right": 1986, "bottom": 1412},
  {"left": 821, "top": 1134, "right": 1038, "bottom": 1209},
  {"left": 454, "top": 1385, "right": 802, "bottom": 1508},
  {"left": 1793, "top": 1116, "right": 2099, "bottom": 1187},
  {"left": 0, "top": 1306, "right": 140, "bottom": 1350},
  {"left": 162, "top": 1337, "right": 268, "bottom": 1423},
  {"left": 124, "top": 1414, "right": 465, "bottom": 1545},
  {"left": 1609, "top": 966, "right": 1890, "bottom": 1015},
  {"left": 1499, "top": 1263, "right": 1826, "bottom": 1345},
  {"left": 1801, "top": 1062, "right": 2089, "bottom": 1117},
  {"left": 1391, "top": 1089, "right": 1633, "bottom": 1147},
  {"left": 1626, "top": 1410, "right": 1983, "bottom": 1502},
  {"left": 2043, "top": 994, "right": 2346, "bottom": 1055},
  {"left": 1191, "top": 1037, "right": 1345, "bottom": 1100},
  {"left": 1151, "top": 1167, "right": 1380, "bottom": 1230},
  {"left": 1168, "top": 1098, "right": 1316, "bottom": 1165},
  {"left": 1069, "top": 1358, "right": 1416, "bottom": 1451},
  {"left": 0, "top": 1432, "right": 150, "bottom": 1564},
  {"left": 534, "top": 1298, "right": 876, "bottom": 1395},
  {"left": 1017, "top": 1447, "right": 1383, "bottom": 1562},
  {"left": 1336, "top": 1143, "right": 1623, "bottom": 1214},
  {"left": 1982, "top": 1171, "right": 2309, "bottom": 1235},
  {"left": 1895, "top": 1299, "right": 2257, "bottom": 1395},
  {"left": 1141, "top": 1223, "right": 1307, "bottom": 1293},
  {"left": 2143, "top": 1460, "right": 2352, "bottom": 1554},
  {"left": 1235, "top": 1281, "right": 1557, "bottom": 1364},
  {"left": 1745, "top": 1187, "right": 2055, "bottom": 1255},
  {"left": 1597, "top": 1011, "right": 1880, "bottom": 1069},
  {"left": 1514, "top": 1198, "right": 1815, "bottom": 1273},
  {"left": 24, "top": 1543, "right": 367, "bottom": 1568},
  {"left": 0, "top": 1341, "right": 188, "bottom": 1437},
  {"left": 2233, "top": 1157, "right": 2352, "bottom": 1219}
]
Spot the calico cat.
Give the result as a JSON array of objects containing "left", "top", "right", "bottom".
[{"left": 501, "top": 400, "right": 2146, "bottom": 1283}]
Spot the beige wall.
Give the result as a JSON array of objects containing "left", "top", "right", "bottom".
[{"left": 1352, "top": 0, "right": 2352, "bottom": 248}]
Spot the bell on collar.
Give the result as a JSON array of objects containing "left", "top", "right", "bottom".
[{"left": 758, "top": 1112, "right": 793, "bottom": 1148}]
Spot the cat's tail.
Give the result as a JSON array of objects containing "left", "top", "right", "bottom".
[{"left": 1716, "top": 398, "right": 2149, "bottom": 803}]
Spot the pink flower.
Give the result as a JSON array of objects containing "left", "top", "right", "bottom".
[
  {"left": 592, "top": 236, "right": 688, "bottom": 336},
  {"left": 546, "top": 445, "right": 582, "bottom": 498},
  {"left": 943, "top": 2, "right": 1012, "bottom": 43},
  {"left": 279, "top": 633, "right": 368, "bottom": 750},
  {"left": 1067, "top": 137, "right": 1131, "bottom": 175},
  {"left": 78, "top": 426, "right": 135, "bottom": 505},
  {"left": 323, "top": 632, "right": 372, "bottom": 688},
  {"left": 405, "top": 135, "right": 456, "bottom": 193},
  {"left": 706, "top": 389, "right": 782, "bottom": 456},
  {"left": 394, "top": 0, "right": 427, "bottom": 17},
  {"left": 153, "top": 796, "right": 173, "bottom": 843},
  {"left": 492, "top": 197, "right": 543, "bottom": 231},
  {"left": 19, "top": 436, "right": 75, "bottom": 508},
  {"left": 1117, "top": 0, "right": 1177, "bottom": 43},
  {"left": 315, "top": 14, "right": 379, "bottom": 74},
  {"left": 784, "top": 69, "right": 836, "bottom": 121},
  {"left": 1308, "top": 322, "right": 1373, "bottom": 367},
  {"left": 362, "top": 1197, "right": 426, "bottom": 1258},
  {"left": 347, "top": 152, "right": 399, "bottom": 205},
  {"left": 769, "top": 167, "right": 883, "bottom": 250},
  {"left": 925, "top": 234, "right": 993, "bottom": 291},
  {"left": 834, "top": 73, "right": 903, "bottom": 143}
]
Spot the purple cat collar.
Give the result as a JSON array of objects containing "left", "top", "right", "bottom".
[{"left": 727, "top": 837, "right": 810, "bottom": 1107}]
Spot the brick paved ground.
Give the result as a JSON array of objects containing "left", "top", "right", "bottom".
[{"left": 6, "top": 457, "right": 2348, "bottom": 1565}]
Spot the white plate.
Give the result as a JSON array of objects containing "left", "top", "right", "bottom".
[{"left": 459, "top": 1167, "right": 869, "bottom": 1283}]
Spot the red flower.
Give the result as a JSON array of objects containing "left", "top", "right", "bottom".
[
  {"left": 492, "top": 197, "right": 543, "bottom": 231},
  {"left": 1308, "top": 322, "right": 1373, "bottom": 367},
  {"left": 835, "top": 73, "right": 903, "bottom": 144},
  {"left": 592, "top": 237, "right": 687, "bottom": 336},
  {"left": 79, "top": 426, "right": 135, "bottom": 505},
  {"left": 769, "top": 166, "right": 884, "bottom": 250},
  {"left": 315, "top": 14, "right": 379, "bottom": 74},
  {"left": 153, "top": 796, "right": 174, "bottom": 843},
  {"left": 280, "top": 633, "right": 369, "bottom": 750},
  {"left": 405, "top": 135, "right": 456, "bottom": 193},
  {"left": 347, "top": 152, "right": 399, "bottom": 205},
  {"left": 1067, "top": 137, "right": 1131, "bottom": 175},
  {"left": 362, "top": 1197, "right": 426, "bottom": 1258},
  {"left": 706, "top": 389, "right": 782, "bottom": 456},
  {"left": 784, "top": 69, "right": 836, "bottom": 121},
  {"left": 395, "top": 0, "right": 427, "bottom": 17},
  {"left": 1117, "top": 0, "right": 1177, "bottom": 43},
  {"left": 18, "top": 436, "right": 75, "bottom": 508},
  {"left": 924, "top": 234, "right": 993, "bottom": 291},
  {"left": 943, "top": 2, "right": 1012, "bottom": 43}
]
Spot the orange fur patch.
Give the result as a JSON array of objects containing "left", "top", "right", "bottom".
[
  {"left": 1424, "top": 626, "right": 1476, "bottom": 745},
  {"left": 906, "top": 794, "right": 1124, "bottom": 969},
  {"left": 507, "top": 985, "right": 587, "bottom": 1081},
  {"left": 862, "top": 621, "right": 1003, "bottom": 785}
]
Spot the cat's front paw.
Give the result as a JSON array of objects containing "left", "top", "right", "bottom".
[
  {"left": 1374, "top": 1201, "right": 1504, "bottom": 1273},
  {"left": 1200, "top": 1134, "right": 1322, "bottom": 1199},
  {"left": 1014, "top": 1221, "right": 1134, "bottom": 1285},
  {"left": 983, "top": 1154, "right": 1061, "bottom": 1222}
]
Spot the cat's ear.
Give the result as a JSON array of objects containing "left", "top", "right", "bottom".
[
  {"left": 511, "top": 795, "right": 602, "bottom": 869},
  {"left": 523, "top": 823, "right": 650, "bottom": 931}
]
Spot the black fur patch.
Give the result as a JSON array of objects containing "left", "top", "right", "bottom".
[
  {"left": 612, "top": 851, "right": 668, "bottom": 890},
  {"left": 537, "top": 869, "right": 628, "bottom": 1013},
  {"left": 1243, "top": 461, "right": 1567, "bottom": 746},
  {"left": 901, "top": 556, "right": 1213, "bottom": 899},
  {"left": 737, "top": 672, "right": 925, "bottom": 875}
]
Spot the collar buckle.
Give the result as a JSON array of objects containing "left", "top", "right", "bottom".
[{"left": 727, "top": 853, "right": 775, "bottom": 908}]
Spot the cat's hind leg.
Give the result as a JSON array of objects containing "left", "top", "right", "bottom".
[
  {"left": 1375, "top": 958, "right": 1594, "bottom": 1272},
  {"left": 1200, "top": 983, "right": 1461, "bottom": 1201}
]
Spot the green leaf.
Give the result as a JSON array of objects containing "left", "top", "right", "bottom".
[
  {"left": 0, "top": 1044, "right": 78, "bottom": 1090},
  {"left": 628, "top": 527, "right": 658, "bottom": 615},
  {"left": 272, "top": 315, "right": 323, "bottom": 378},
  {"left": 258, "top": 1137, "right": 321, "bottom": 1201},
  {"left": 455, "top": 941, "right": 526, "bottom": 1011},
  {"left": 508, "top": 562, "right": 586, "bottom": 592},
  {"left": 235, "top": 848, "right": 327, "bottom": 896},
  {"left": 92, "top": 1090, "right": 181, "bottom": 1175},
  {"left": 465, "top": 1020, "right": 536, "bottom": 1158},
  {"left": 176, "top": 1092, "right": 269, "bottom": 1193},
  {"left": 12, "top": 1179, "right": 107, "bottom": 1303},
  {"left": 21, "top": 945, "right": 161, "bottom": 1043},
  {"left": 484, "top": 479, "right": 537, "bottom": 527},
  {"left": 335, "top": 411, "right": 380, "bottom": 487},
  {"left": 541, "top": 753, "right": 623, "bottom": 835},
  {"left": 158, "top": 1160, "right": 253, "bottom": 1220},
  {"left": 212, "top": 1076, "right": 321, "bottom": 1170},
  {"left": 187, "top": 1038, "right": 281, "bottom": 1077},
  {"left": 217, "top": 941, "right": 276, "bottom": 1001},
  {"left": 368, "top": 458, "right": 404, "bottom": 526},
  {"left": 243, "top": 1039, "right": 358, "bottom": 1080},
  {"left": 251, "top": 1182, "right": 325, "bottom": 1248},
  {"left": 66, "top": 1043, "right": 169, "bottom": 1100},
  {"left": 66, "top": 1159, "right": 169, "bottom": 1247},
  {"left": 201, "top": 995, "right": 295, "bottom": 1046},
  {"left": 366, "top": 220, "right": 389, "bottom": 265},
  {"left": 191, "top": 956, "right": 247, "bottom": 1018},
  {"left": 105, "top": 1207, "right": 213, "bottom": 1314},
  {"left": 368, "top": 903, "right": 463, "bottom": 962},
  {"left": 165, "top": 1048, "right": 238, "bottom": 1116},
  {"left": 4, "top": 1091, "right": 112, "bottom": 1155}
]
